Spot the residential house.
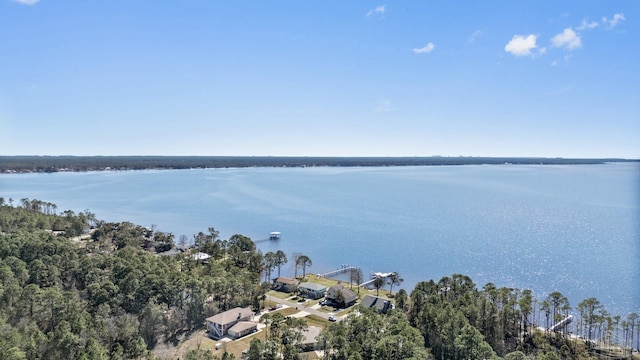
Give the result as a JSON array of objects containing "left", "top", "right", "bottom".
[
  {"left": 298, "top": 282, "right": 328, "bottom": 300},
  {"left": 361, "top": 295, "right": 392, "bottom": 314},
  {"left": 326, "top": 284, "right": 358, "bottom": 308},
  {"left": 273, "top": 277, "right": 298, "bottom": 293},
  {"left": 227, "top": 321, "right": 258, "bottom": 339},
  {"left": 206, "top": 307, "right": 255, "bottom": 339},
  {"left": 297, "top": 326, "right": 322, "bottom": 351},
  {"left": 157, "top": 247, "right": 188, "bottom": 256}
]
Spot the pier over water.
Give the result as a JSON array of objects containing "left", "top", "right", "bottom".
[
  {"left": 320, "top": 265, "right": 358, "bottom": 278},
  {"left": 320, "top": 266, "right": 397, "bottom": 288}
]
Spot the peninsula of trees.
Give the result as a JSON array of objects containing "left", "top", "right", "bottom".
[
  {"left": 1, "top": 156, "right": 637, "bottom": 173},
  {"left": 0, "top": 198, "right": 638, "bottom": 359}
]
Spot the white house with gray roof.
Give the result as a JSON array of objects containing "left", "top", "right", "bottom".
[{"left": 298, "top": 282, "right": 328, "bottom": 299}]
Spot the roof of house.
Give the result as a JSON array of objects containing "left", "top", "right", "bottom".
[
  {"left": 228, "top": 321, "right": 257, "bottom": 334},
  {"left": 361, "top": 295, "right": 391, "bottom": 311},
  {"left": 299, "top": 282, "right": 328, "bottom": 291},
  {"left": 300, "top": 326, "right": 321, "bottom": 346},
  {"left": 275, "top": 277, "right": 298, "bottom": 285},
  {"left": 329, "top": 284, "right": 358, "bottom": 303},
  {"left": 158, "top": 248, "right": 186, "bottom": 256},
  {"left": 206, "top": 307, "right": 254, "bottom": 325},
  {"left": 159, "top": 246, "right": 192, "bottom": 256}
]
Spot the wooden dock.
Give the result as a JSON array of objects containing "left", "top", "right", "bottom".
[
  {"left": 320, "top": 265, "right": 358, "bottom": 278},
  {"left": 320, "top": 266, "right": 397, "bottom": 288},
  {"left": 359, "top": 272, "right": 394, "bottom": 287}
]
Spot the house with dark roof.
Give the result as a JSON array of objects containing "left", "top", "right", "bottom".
[
  {"left": 298, "top": 282, "right": 328, "bottom": 300},
  {"left": 326, "top": 284, "right": 358, "bottom": 308},
  {"left": 157, "top": 247, "right": 187, "bottom": 256},
  {"left": 206, "top": 307, "right": 255, "bottom": 339},
  {"left": 361, "top": 295, "right": 393, "bottom": 314},
  {"left": 273, "top": 277, "right": 299, "bottom": 293}
]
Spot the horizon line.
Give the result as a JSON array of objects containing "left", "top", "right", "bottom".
[{"left": 2, "top": 155, "right": 638, "bottom": 160}]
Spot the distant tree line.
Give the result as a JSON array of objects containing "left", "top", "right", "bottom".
[
  {"left": 1, "top": 198, "right": 638, "bottom": 360},
  {"left": 1, "top": 155, "right": 634, "bottom": 173}
]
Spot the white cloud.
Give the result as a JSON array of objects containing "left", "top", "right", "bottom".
[
  {"left": 469, "top": 30, "right": 484, "bottom": 42},
  {"left": 413, "top": 42, "right": 435, "bottom": 54},
  {"left": 13, "top": 0, "right": 40, "bottom": 4},
  {"left": 508, "top": 12, "right": 624, "bottom": 62},
  {"left": 367, "top": 5, "right": 386, "bottom": 17},
  {"left": 602, "top": 13, "right": 625, "bottom": 28},
  {"left": 551, "top": 28, "right": 582, "bottom": 50},
  {"left": 577, "top": 19, "right": 599, "bottom": 31},
  {"left": 504, "top": 34, "right": 539, "bottom": 57}
]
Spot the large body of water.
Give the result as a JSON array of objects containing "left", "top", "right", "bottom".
[{"left": 1, "top": 163, "right": 638, "bottom": 316}]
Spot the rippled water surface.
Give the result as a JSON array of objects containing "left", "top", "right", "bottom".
[{"left": 1, "top": 163, "right": 638, "bottom": 315}]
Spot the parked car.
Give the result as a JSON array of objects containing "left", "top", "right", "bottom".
[{"left": 328, "top": 316, "right": 337, "bottom": 322}]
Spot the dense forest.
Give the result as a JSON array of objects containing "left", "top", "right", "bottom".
[
  {"left": 0, "top": 198, "right": 638, "bottom": 359},
  {"left": 2, "top": 156, "right": 636, "bottom": 173}
]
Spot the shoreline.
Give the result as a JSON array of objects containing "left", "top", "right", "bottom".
[{"left": 1, "top": 155, "right": 637, "bottom": 174}]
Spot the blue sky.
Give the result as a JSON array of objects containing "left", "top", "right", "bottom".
[{"left": 1, "top": 1, "right": 638, "bottom": 158}]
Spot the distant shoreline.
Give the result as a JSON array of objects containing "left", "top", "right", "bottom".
[{"left": 1, "top": 155, "right": 637, "bottom": 174}]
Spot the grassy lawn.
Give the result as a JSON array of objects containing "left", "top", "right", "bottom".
[
  {"left": 315, "top": 306, "right": 333, "bottom": 313},
  {"left": 272, "top": 307, "right": 300, "bottom": 317},
  {"left": 335, "top": 307, "right": 358, "bottom": 317},
  {"left": 173, "top": 329, "right": 266, "bottom": 359},
  {"left": 299, "top": 274, "right": 341, "bottom": 287},
  {"left": 268, "top": 290, "right": 294, "bottom": 299},
  {"left": 303, "top": 314, "right": 329, "bottom": 329}
]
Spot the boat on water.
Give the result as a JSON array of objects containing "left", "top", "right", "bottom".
[
  {"left": 269, "top": 232, "right": 281, "bottom": 240},
  {"left": 371, "top": 271, "right": 393, "bottom": 279}
]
